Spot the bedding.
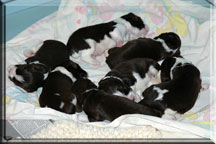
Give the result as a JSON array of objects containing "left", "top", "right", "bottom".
[{"left": 5, "top": 0, "right": 216, "bottom": 141}]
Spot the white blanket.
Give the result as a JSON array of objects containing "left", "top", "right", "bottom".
[{"left": 5, "top": 0, "right": 216, "bottom": 141}]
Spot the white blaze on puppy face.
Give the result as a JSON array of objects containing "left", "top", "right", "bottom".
[
  {"left": 7, "top": 65, "right": 25, "bottom": 83},
  {"left": 170, "top": 57, "right": 191, "bottom": 79},
  {"left": 153, "top": 86, "right": 168, "bottom": 101},
  {"left": 52, "top": 66, "right": 76, "bottom": 82},
  {"left": 155, "top": 38, "right": 177, "bottom": 53}
]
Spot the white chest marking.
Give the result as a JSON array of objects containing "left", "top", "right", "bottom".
[
  {"left": 52, "top": 66, "right": 76, "bottom": 82},
  {"left": 71, "top": 97, "right": 77, "bottom": 105},
  {"left": 59, "top": 102, "right": 65, "bottom": 109},
  {"left": 15, "top": 75, "right": 25, "bottom": 83},
  {"left": 153, "top": 86, "right": 168, "bottom": 101}
]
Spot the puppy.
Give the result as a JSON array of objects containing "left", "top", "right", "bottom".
[
  {"left": 8, "top": 40, "right": 87, "bottom": 92},
  {"left": 67, "top": 13, "right": 149, "bottom": 66},
  {"left": 139, "top": 56, "right": 201, "bottom": 120},
  {"left": 39, "top": 67, "right": 78, "bottom": 114},
  {"left": 72, "top": 79, "right": 160, "bottom": 122},
  {"left": 98, "top": 58, "right": 161, "bottom": 102},
  {"left": 106, "top": 32, "right": 181, "bottom": 69}
]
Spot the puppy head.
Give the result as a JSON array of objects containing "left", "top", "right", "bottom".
[
  {"left": 8, "top": 63, "right": 49, "bottom": 92},
  {"left": 160, "top": 57, "right": 177, "bottom": 82},
  {"left": 154, "top": 32, "right": 181, "bottom": 54},
  {"left": 72, "top": 78, "right": 97, "bottom": 104},
  {"left": 161, "top": 56, "right": 191, "bottom": 81},
  {"left": 172, "top": 63, "right": 200, "bottom": 80},
  {"left": 98, "top": 76, "right": 132, "bottom": 96},
  {"left": 121, "top": 12, "right": 149, "bottom": 38}
]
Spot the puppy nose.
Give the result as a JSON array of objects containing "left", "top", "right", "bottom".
[{"left": 7, "top": 65, "right": 17, "bottom": 76}]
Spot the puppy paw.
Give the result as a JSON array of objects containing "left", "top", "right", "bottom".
[
  {"left": 92, "top": 60, "right": 101, "bottom": 67},
  {"left": 23, "top": 49, "right": 35, "bottom": 58},
  {"left": 201, "top": 84, "right": 209, "bottom": 91},
  {"left": 116, "top": 41, "right": 123, "bottom": 47}
]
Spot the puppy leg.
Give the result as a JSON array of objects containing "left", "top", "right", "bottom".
[
  {"left": 61, "top": 60, "right": 88, "bottom": 79},
  {"left": 80, "top": 49, "right": 101, "bottom": 66}
]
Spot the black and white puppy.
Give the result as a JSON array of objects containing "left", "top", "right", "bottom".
[
  {"left": 67, "top": 12, "right": 149, "bottom": 66},
  {"left": 72, "top": 79, "right": 160, "bottom": 122},
  {"left": 98, "top": 58, "right": 161, "bottom": 102},
  {"left": 39, "top": 67, "right": 78, "bottom": 114},
  {"left": 139, "top": 56, "right": 201, "bottom": 120},
  {"left": 106, "top": 32, "right": 181, "bottom": 69},
  {"left": 8, "top": 40, "right": 87, "bottom": 92}
]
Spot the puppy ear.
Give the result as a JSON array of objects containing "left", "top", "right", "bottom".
[
  {"left": 32, "top": 64, "right": 49, "bottom": 74},
  {"left": 160, "top": 57, "right": 176, "bottom": 82}
]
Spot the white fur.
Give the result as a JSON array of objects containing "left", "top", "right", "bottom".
[
  {"left": 102, "top": 75, "right": 123, "bottom": 83},
  {"left": 29, "top": 61, "right": 40, "bottom": 64},
  {"left": 59, "top": 102, "right": 65, "bottom": 109},
  {"left": 153, "top": 87, "right": 168, "bottom": 101},
  {"left": 73, "top": 17, "right": 148, "bottom": 65},
  {"left": 52, "top": 66, "right": 76, "bottom": 82},
  {"left": 43, "top": 72, "right": 49, "bottom": 80},
  {"left": 155, "top": 38, "right": 177, "bottom": 53},
  {"left": 71, "top": 97, "right": 77, "bottom": 105},
  {"left": 158, "top": 59, "right": 164, "bottom": 65},
  {"left": 113, "top": 91, "right": 126, "bottom": 97},
  {"left": 8, "top": 66, "right": 25, "bottom": 83},
  {"left": 54, "top": 93, "right": 60, "bottom": 96},
  {"left": 162, "top": 108, "right": 181, "bottom": 120},
  {"left": 170, "top": 57, "right": 191, "bottom": 79},
  {"left": 132, "top": 66, "right": 159, "bottom": 96},
  {"left": 14, "top": 75, "right": 25, "bottom": 83},
  {"left": 83, "top": 88, "right": 98, "bottom": 94}
]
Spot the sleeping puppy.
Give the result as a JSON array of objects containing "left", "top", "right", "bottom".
[
  {"left": 67, "top": 12, "right": 149, "bottom": 66},
  {"left": 39, "top": 67, "right": 78, "bottom": 114},
  {"left": 8, "top": 40, "right": 87, "bottom": 92},
  {"left": 106, "top": 32, "right": 181, "bottom": 69},
  {"left": 139, "top": 56, "right": 202, "bottom": 120},
  {"left": 98, "top": 58, "right": 161, "bottom": 102},
  {"left": 72, "top": 79, "right": 161, "bottom": 122}
]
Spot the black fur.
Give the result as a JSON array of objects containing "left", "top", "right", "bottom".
[
  {"left": 8, "top": 40, "right": 87, "bottom": 92},
  {"left": 139, "top": 58, "right": 201, "bottom": 116},
  {"left": 106, "top": 32, "right": 181, "bottom": 69},
  {"left": 67, "top": 21, "right": 117, "bottom": 55},
  {"left": 121, "top": 12, "right": 145, "bottom": 30},
  {"left": 82, "top": 89, "right": 161, "bottom": 122},
  {"left": 72, "top": 79, "right": 160, "bottom": 122},
  {"left": 99, "top": 58, "right": 160, "bottom": 97},
  {"left": 66, "top": 12, "right": 147, "bottom": 55},
  {"left": 39, "top": 71, "right": 78, "bottom": 114}
]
